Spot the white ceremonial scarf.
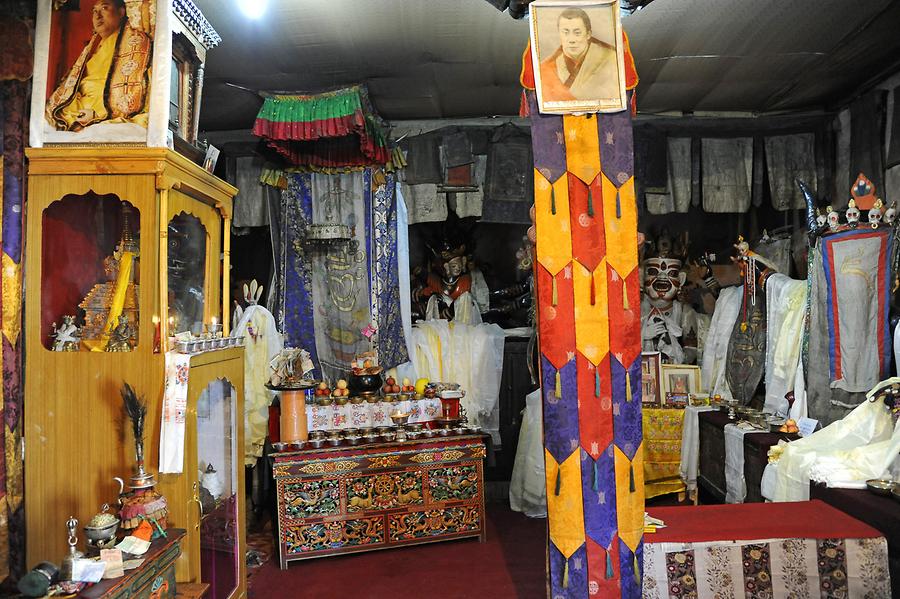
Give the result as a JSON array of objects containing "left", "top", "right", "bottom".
[
  {"left": 700, "top": 286, "right": 743, "bottom": 397},
  {"left": 764, "top": 274, "right": 807, "bottom": 415}
]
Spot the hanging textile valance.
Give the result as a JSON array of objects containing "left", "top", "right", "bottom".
[{"left": 252, "top": 85, "right": 392, "bottom": 168}]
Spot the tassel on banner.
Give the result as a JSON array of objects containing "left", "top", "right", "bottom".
[
  {"left": 551, "top": 186, "right": 557, "bottom": 215},
  {"left": 594, "top": 369, "right": 600, "bottom": 398},
  {"left": 592, "top": 460, "right": 599, "bottom": 491},
  {"left": 615, "top": 189, "right": 622, "bottom": 218},
  {"left": 629, "top": 463, "right": 636, "bottom": 492},
  {"left": 552, "top": 276, "right": 558, "bottom": 306},
  {"left": 622, "top": 283, "right": 630, "bottom": 311},
  {"left": 633, "top": 554, "right": 640, "bottom": 584},
  {"left": 563, "top": 559, "right": 569, "bottom": 589},
  {"left": 555, "top": 369, "right": 562, "bottom": 398},
  {"left": 606, "top": 550, "right": 614, "bottom": 579},
  {"left": 555, "top": 467, "right": 562, "bottom": 496},
  {"left": 625, "top": 371, "right": 632, "bottom": 402},
  {"left": 590, "top": 270, "right": 596, "bottom": 305},
  {"left": 587, "top": 187, "right": 595, "bottom": 217}
]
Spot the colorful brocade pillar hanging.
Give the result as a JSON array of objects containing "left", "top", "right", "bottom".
[{"left": 522, "top": 34, "right": 643, "bottom": 598}]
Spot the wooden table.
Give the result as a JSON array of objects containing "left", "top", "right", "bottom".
[
  {"left": 80, "top": 529, "right": 184, "bottom": 599},
  {"left": 272, "top": 435, "right": 487, "bottom": 568},
  {"left": 810, "top": 484, "right": 900, "bottom": 598},
  {"left": 697, "top": 410, "right": 796, "bottom": 502}
]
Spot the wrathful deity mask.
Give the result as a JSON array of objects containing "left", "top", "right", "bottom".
[{"left": 643, "top": 257, "right": 685, "bottom": 309}]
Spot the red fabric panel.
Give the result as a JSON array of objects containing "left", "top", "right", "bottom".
[
  {"left": 605, "top": 266, "right": 641, "bottom": 366},
  {"left": 647, "top": 500, "right": 883, "bottom": 544},
  {"left": 536, "top": 263, "right": 575, "bottom": 369},
  {"left": 578, "top": 353, "right": 613, "bottom": 456}
]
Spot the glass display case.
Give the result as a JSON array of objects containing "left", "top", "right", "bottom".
[
  {"left": 41, "top": 193, "right": 141, "bottom": 351},
  {"left": 197, "top": 380, "right": 240, "bottom": 599},
  {"left": 168, "top": 212, "right": 208, "bottom": 336},
  {"left": 24, "top": 148, "right": 243, "bottom": 597}
]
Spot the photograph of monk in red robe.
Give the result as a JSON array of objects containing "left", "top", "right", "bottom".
[
  {"left": 531, "top": 1, "right": 625, "bottom": 113},
  {"left": 45, "top": 0, "right": 153, "bottom": 132}
]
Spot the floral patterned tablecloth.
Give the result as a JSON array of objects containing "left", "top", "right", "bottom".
[
  {"left": 305, "top": 398, "right": 444, "bottom": 431},
  {"left": 643, "top": 501, "right": 891, "bottom": 598},
  {"left": 643, "top": 408, "right": 687, "bottom": 499},
  {"left": 643, "top": 535, "right": 890, "bottom": 598}
]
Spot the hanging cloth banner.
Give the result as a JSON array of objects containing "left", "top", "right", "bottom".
[
  {"left": 521, "top": 27, "right": 643, "bottom": 599},
  {"left": 159, "top": 352, "right": 191, "bottom": 474},
  {"left": 252, "top": 85, "right": 392, "bottom": 168},
  {"left": 820, "top": 228, "right": 892, "bottom": 392}
]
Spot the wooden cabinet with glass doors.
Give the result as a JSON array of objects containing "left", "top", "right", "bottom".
[{"left": 24, "top": 148, "right": 247, "bottom": 598}]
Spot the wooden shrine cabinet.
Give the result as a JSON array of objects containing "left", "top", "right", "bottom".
[{"left": 24, "top": 148, "right": 246, "bottom": 598}]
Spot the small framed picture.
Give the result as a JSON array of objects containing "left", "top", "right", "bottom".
[
  {"left": 529, "top": 0, "right": 627, "bottom": 114},
  {"left": 661, "top": 364, "right": 701, "bottom": 398},
  {"left": 203, "top": 144, "right": 220, "bottom": 173},
  {"left": 641, "top": 351, "right": 662, "bottom": 406},
  {"left": 665, "top": 392, "right": 690, "bottom": 408}
]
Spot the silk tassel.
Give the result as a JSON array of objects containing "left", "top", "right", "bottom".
[
  {"left": 555, "top": 370, "right": 562, "bottom": 398},
  {"left": 629, "top": 463, "right": 635, "bottom": 492},
  {"left": 555, "top": 467, "right": 561, "bottom": 496},
  {"left": 563, "top": 559, "right": 569, "bottom": 589},
  {"left": 625, "top": 371, "right": 632, "bottom": 402},
  {"left": 587, "top": 187, "right": 595, "bottom": 217},
  {"left": 605, "top": 550, "right": 614, "bottom": 579},
  {"left": 552, "top": 276, "right": 558, "bottom": 306},
  {"left": 594, "top": 369, "right": 600, "bottom": 398},
  {"left": 615, "top": 189, "right": 622, "bottom": 218},
  {"left": 592, "top": 460, "right": 599, "bottom": 491},
  {"left": 590, "top": 270, "right": 596, "bottom": 305},
  {"left": 633, "top": 554, "right": 641, "bottom": 584},
  {"left": 551, "top": 186, "right": 557, "bottom": 215},
  {"left": 622, "top": 283, "right": 629, "bottom": 311}
]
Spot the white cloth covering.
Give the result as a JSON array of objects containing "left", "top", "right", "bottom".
[
  {"left": 894, "top": 321, "right": 900, "bottom": 377},
  {"left": 509, "top": 388, "right": 547, "bottom": 518},
  {"left": 409, "top": 319, "right": 505, "bottom": 442},
  {"left": 700, "top": 286, "right": 743, "bottom": 397},
  {"left": 764, "top": 274, "right": 807, "bottom": 415},
  {"left": 233, "top": 304, "right": 283, "bottom": 465},
  {"left": 701, "top": 137, "right": 753, "bottom": 213},
  {"left": 399, "top": 182, "right": 446, "bottom": 224},
  {"left": 668, "top": 136, "right": 692, "bottom": 213},
  {"left": 160, "top": 352, "right": 192, "bottom": 473},
  {"left": 724, "top": 422, "right": 754, "bottom": 503},
  {"left": 448, "top": 155, "right": 486, "bottom": 218},
  {"left": 773, "top": 396, "right": 898, "bottom": 502},
  {"left": 679, "top": 404, "right": 717, "bottom": 491},
  {"left": 394, "top": 187, "right": 418, "bottom": 386}
]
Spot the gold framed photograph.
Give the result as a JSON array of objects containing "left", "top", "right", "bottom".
[
  {"left": 660, "top": 364, "right": 701, "bottom": 398},
  {"left": 641, "top": 351, "right": 662, "bottom": 406},
  {"left": 529, "top": 0, "right": 627, "bottom": 114}
]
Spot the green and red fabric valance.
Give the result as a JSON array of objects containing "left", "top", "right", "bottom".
[{"left": 252, "top": 85, "right": 392, "bottom": 168}]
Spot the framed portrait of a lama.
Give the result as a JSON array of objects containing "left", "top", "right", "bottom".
[
  {"left": 30, "top": 0, "right": 172, "bottom": 147},
  {"left": 529, "top": 0, "right": 627, "bottom": 114}
]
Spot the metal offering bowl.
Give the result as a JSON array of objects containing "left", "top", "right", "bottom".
[
  {"left": 866, "top": 479, "right": 896, "bottom": 496},
  {"left": 390, "top": 412, "right": 411, "bottom": 426},
  {"left": 84, "top": 519, "right": 119, "bottom": 543}
]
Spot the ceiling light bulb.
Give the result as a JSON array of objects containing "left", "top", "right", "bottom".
[{"left": 238, "top": 0, "right": 267, "bottom": 19}]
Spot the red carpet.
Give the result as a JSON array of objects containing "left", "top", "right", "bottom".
[{"left": 249, "top": 504, "right": 547, "bottom": 598}]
